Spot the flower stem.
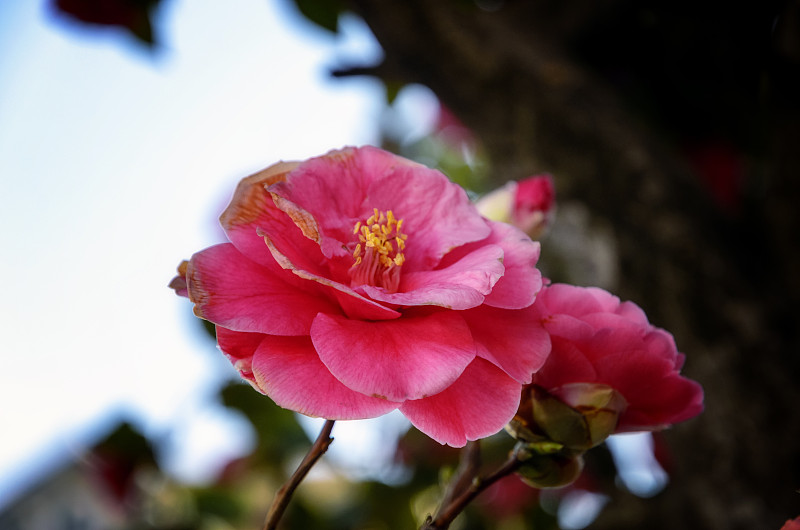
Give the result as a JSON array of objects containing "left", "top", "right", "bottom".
[
  {"left": 421, "top": 444, "right": 526, "bottom": 530},
  {"left": 262, "top": 419, "right": 336, "bottom": 530},
  {"left": 436, "top": 440, "right": 482, "bottom": 518}
]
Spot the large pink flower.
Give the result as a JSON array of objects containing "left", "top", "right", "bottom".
[
  {"left": 531, "top": 283, "right": 704, "bottom": 432},
  {"left": 175, "top": 146, "right": 550, "bottom": 446}
]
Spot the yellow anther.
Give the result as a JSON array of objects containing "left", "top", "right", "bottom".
[{"left": 349, "top": 208, "right": 408, "bottom": 292}]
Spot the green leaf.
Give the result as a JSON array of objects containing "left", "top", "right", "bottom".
[{"left": 291, "top": 0, "right": 344, "bottom": 33}]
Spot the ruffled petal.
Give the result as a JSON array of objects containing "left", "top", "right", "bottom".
[
  {"left": 480, "top": 222, "right": 542, "bottom": 309},
  {"left": 251, "top": 335, "right": 399, "bottom": 419},
  {"left": 533, "top": 336, "right": 598, "bottom": 389},
  {"left": 219, "top": 161, "right": 307, "bottom": 268},
  {"left": 400, "top": 358, "right": 523, "bottom": 447},
  {"left": 186, "top": 243, "right": 340, "bottom": 335},
  {"left": 542, "top": 313, "right": 596, "bottom": 342},
  {"left": 592, "top": 346, "right": 704, "bottom": 431},
  {"left": 362, "top": 244, "right": 505, "bottom": 310},
  {"left": 216, "top": 326, "right": 264, "bottom": 387},
  {"left": 310, "top": 312, "right": 476, "bottom": 402},
  {"left": 264, "top": 235, "right": 401, "bottom": 321},
  {"left": 366, "top": 164, "right": 491, "bottom": 271},
  {"left": 464, "top": 304, "right": 551, "bottom": 384},
  {"left": 538, "top": 284, "right": 618, "bottom": 318},
  {"left": 266, "top": 146, "right": 410, "bottom": 258}
]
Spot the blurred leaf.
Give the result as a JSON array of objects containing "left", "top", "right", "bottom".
[
  {"left": 52, "top": 0, "right": 162, "bottom": 46},
  {"left": 291, "top": 0, "right": 344, "bottom": 33},
  {"left": 384, "top": 81, "right": 405, "bottom": 105},
  {"left": 219, "top": 381, "right": 309, "bottom": 459},
  {"left": 201, "top": 319, "right": 217, "bottom": 341},
  {"left": 193, "top": 486, "right": 247, "bottom": 522}
]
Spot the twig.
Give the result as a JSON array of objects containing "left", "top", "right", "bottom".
[
  {"left": 435, "top": 440, "right": 482, "bottom": 519},
  {"left": 421, "top": 445, "right": 526, "bottom": 530},
  {"left": 262, "top": 419, "right": 336, "bottom": 530}
]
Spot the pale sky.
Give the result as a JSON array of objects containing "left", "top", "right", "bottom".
[{"left": 0, "top": 0, "right": 410, "bottom": 507}]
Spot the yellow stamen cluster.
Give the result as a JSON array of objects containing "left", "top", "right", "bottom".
[
  {"left": 349, "top": 209, "right": 408, "bottom": 292},
  {"left": 352, "top": 209, "right": 407, "bottom": 268}
]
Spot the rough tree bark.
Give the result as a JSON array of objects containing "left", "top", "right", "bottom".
[{"left": 345, "top": 1, "right": 800, "bottom": 528}]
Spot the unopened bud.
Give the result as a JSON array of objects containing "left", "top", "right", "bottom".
[
  {"left": 476, "top": 175, "right": 555, "bottom": 239},
  {"left": 507, "top": 383, "right": 627, "bottom": 452},
  {"left": 515, "top": 449, "right": 584, "bottom": 489}
]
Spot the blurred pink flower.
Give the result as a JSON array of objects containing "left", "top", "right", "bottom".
[
  {"left": 781, "top": 516, "right": 800, "bottom": 530},
  {"left": 531, "top": 284, "right": 704, "bottom": 433},
  {"left": 476, "top": 175, "right": 555, "bottom": 239},
  {"left": 174, "top": 146, "right": 550, "bottom": 446}
]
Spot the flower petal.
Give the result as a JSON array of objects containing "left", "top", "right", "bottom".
[
  {"left": 480, "top": 222, "right": 542, "bottom": 309},
  {"left": 592, "top": 346, "right": 704, "bottom": 431},
  {"left": 186, "top": 243, "right": 340, "bottom": 335},
  {"left": 464, "top": 304, "right": 551, "bottom": 384},
  {"left": 216, "top": 326, "right": 264, "bottom": 387},
  {"left": 251, "top": 335, "right": 399, "bottom": 419},
  {"left": 366, "top": 163, "right": 491, "bottom": 271},
  {"left": 361, "top": 244, "right": 505, "bottom": 310},
  {"left": 311, "top": 312, "right": 476, "bottom": 402},
  {"left": 533, "top": 336, "right": 598, "bottom": 389},
  {"left": 400, "top": 358, "right": 523, "bottom": 447},
  {"left": 264, "top": 234, "right": 402, "bottom": 321},
  {"left": 266, "top": 146, "right": 410, "bottom": 258},
  {"left": 219, "top": 160, "right": 304, "bottom": 268}
]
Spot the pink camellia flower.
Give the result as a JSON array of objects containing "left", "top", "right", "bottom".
[
  {"left": 529, "top": 283, "right": 704, "bottom": 433},
  {"left": 476, "top": 175, "right": 555, "bottom": 240},
  {"left": 173, "top": 146, "right": 550, "bottom": 446}
]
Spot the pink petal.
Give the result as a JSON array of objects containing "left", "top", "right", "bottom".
[
  {"left": 362, "top": 244, "right": 505, "bottom": 310},
  {"left": 264, "top": 236, "right": 402, "bottom": 321},
  {"left": 464, "top": 304, "right": 551, "bottom": 384},
  {"left": 533, "top": 336, "right": 598, "bottom": 389},
  {"left": 480, "top": 221, "right": 543, "bottom": 309},
  {"left": 400, "top": 358, "right": 523, "bottom": 447},
  {"left": 593, "top": 349, "right": 704, "bottom": 430},
  {"left": 266, "top": 146, "right": 409, "bottom": 258},
  {"left": 251, "top": 335, "right": 399, "bottom": 419},
  {"left": 366, "top": 164, "right": 491, "bottom": 271},
  {"left": 542, "top": 313, "right": 596, "bottom": 342},
  {"left": 219, "top": 161, "right": 307, "bottom": 268},
  {"left": 310, "top": 312, "right": 476, "bottom": 402},
  {"left": 216, "top": 326, "right": 264, "bottom": 387},
  {"left": 186, "top": 243, "right": 340, "bottom": 335},
  {"left": 539, "top": 284, "right": 617, "bottom": 318},
  {"left": 616, "top": 374, "right": 704, "bottom": 431}
]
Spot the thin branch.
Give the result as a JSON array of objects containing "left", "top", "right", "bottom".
[
  {"left": 262, "top": 419, "right": 336, "bottom": 530},
  {"left": 422, "top": 445, "right": 526, "bottom": 530},
  {"left": 435, "top": 440, "right": 482, "bottom": 519}
]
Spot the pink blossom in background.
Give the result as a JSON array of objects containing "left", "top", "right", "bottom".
[
  {"left": 531, "top": 283, "right": 704, "bottom": 433},
  {"left": 172, "top": 146, "right": 550, "bottom": 446},
  {"left": 781, "top": 517, "right": 800, "bottom": 530},
  {"left": 476, "top": 174, "right": 555, "bottom": 240}
]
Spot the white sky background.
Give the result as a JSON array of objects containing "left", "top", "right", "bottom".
[{"left": 0, "top": 0, "right": 417, "bottom": 507}]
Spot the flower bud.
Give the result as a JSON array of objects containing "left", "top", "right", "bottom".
[
  {"left": 515, "top": 448, "right": 584, "bottom": 489},
  {"left": 476, "top": 175, "right": 555, "bottom": 239},
  {"left": 507, "top": 383, "right": 627, "bottom": 453}
]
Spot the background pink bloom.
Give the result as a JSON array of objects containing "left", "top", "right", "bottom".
[
  {"left": 175, "top": 146, "right": 550, "bottom": 446},
  {"left": 476, "top": 174, "right": 555, "bottom": 240},
  {"left": 782, "top": 517, "right": 800, "bottom": 530},
  {"left": 531, "top": 283, "right": 704, "bottom": 432}
]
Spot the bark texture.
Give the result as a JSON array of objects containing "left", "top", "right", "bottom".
[{"left": 346, "top": 1, "right": 800, "bottom": 528}]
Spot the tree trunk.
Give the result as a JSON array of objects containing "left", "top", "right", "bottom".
[{"left": 348, "top": 1, "right": 800, "bottom": 528}]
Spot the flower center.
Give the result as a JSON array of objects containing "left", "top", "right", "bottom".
[{"left": 349, "top": 208, "right": 407, "bottom": 292}]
